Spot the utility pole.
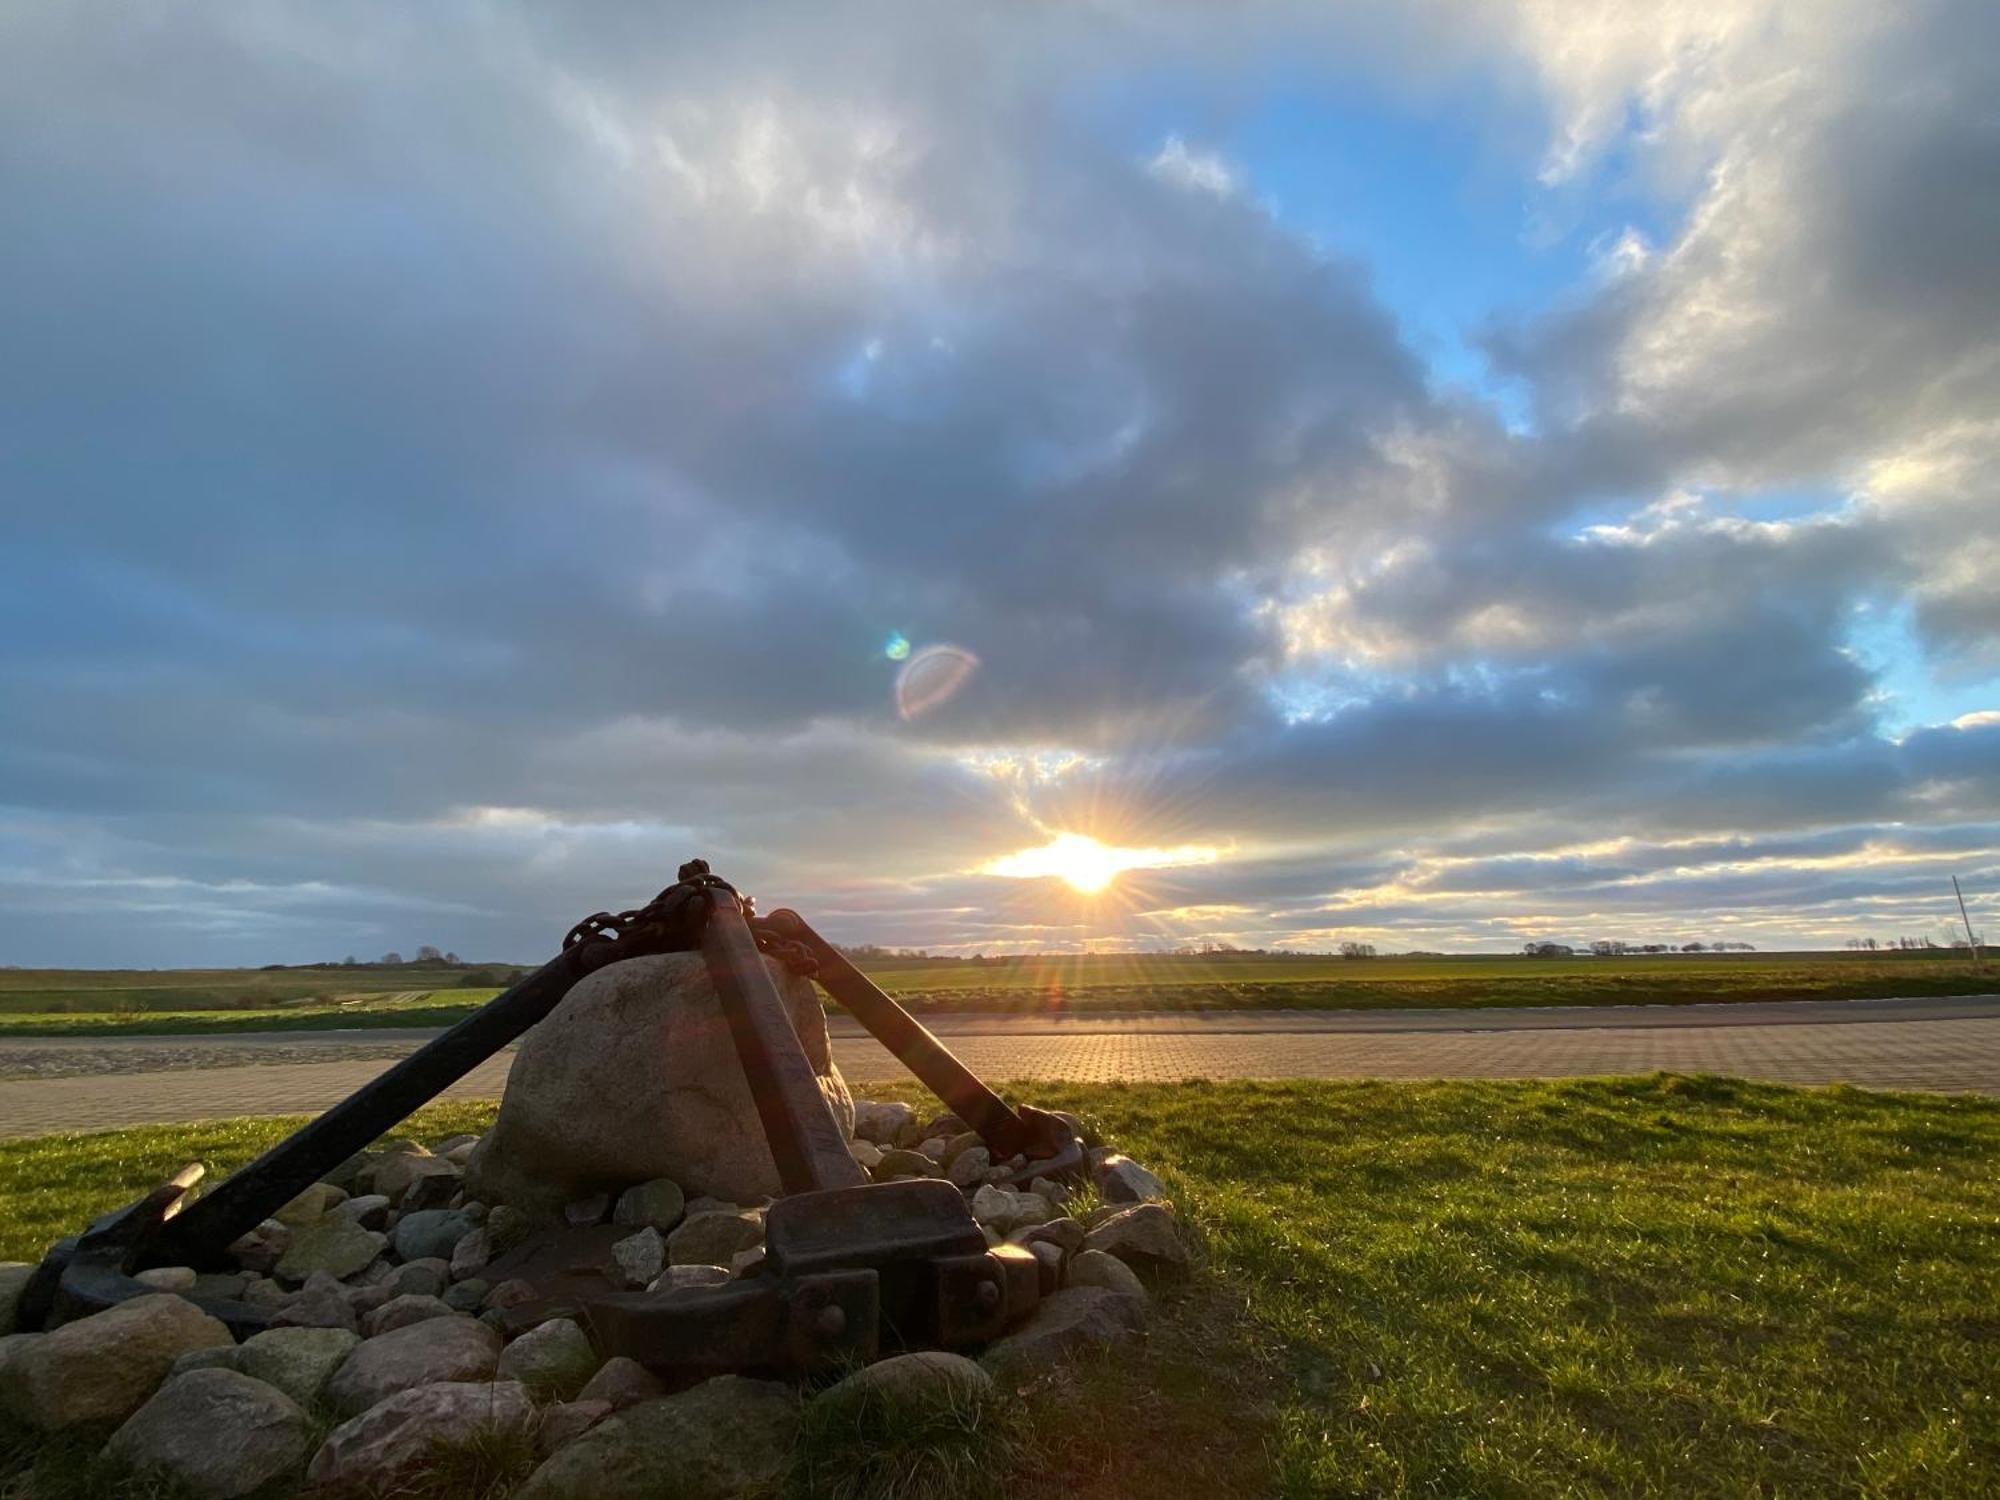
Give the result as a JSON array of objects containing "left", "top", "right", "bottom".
[{"left": 1953, "top": 876, "right": 1984, "bottom": 967}]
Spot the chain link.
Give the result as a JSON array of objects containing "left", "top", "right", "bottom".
[{"left": 561, "top": 858, "right": 815, "bottom": 975}]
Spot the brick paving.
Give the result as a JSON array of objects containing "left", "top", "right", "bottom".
[{"left": 2, "top": 1000, "right": 1996, "bottom": 1137}]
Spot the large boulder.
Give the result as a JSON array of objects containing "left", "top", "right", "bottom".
[
  {"left": 0, "top": 1263, "right": 32, "bottom": 1336},
  {"left": 496, "top": 1316, "right": 600, "bottom": 1400},
  {"left": 516, "top": 1375, "right": 798, "bottom": 1500},
  {"left": 2, "top": 1293, "right": 232, "bottom": 1431},
  {"left": 978, "top": 1286, "right": 1145, "bottom": 1379},
  {"left": 323, "top": 1316, "right": 501, "bottom": 1416},
  {"left": 465, "top": 952, "right": 853, "bottom": 1208},
  {"left": 810, "top": 1351, "right": 992, "bottom": 1423},
  {"left": 105, "top": 1369, "right": 312, "bottom": 1499},
  {"left": 307, "top": 1380, "right": 536, "bottom": 1491},
  {"left": 237, "top": 1325, "right": 361, "bottom": 1406},
  {"left": 1084, "top": 1203, "right": 1190, "bottom": 1276}
]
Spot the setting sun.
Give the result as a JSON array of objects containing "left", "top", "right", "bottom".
[{"left": 979, "top": 832, "right": 1219, "bottom": 894}]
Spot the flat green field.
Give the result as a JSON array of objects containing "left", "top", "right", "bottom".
[
  {"left": 4, "top": 1076, "right": 1995, "bottom": 1497},
  {"left": 0, "top": 950, "right": 1989, "bottom": 1035}
]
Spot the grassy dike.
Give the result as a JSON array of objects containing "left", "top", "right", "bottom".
[{"left": 3, "top": 1076, "right": 1997, "bottom": 1497}]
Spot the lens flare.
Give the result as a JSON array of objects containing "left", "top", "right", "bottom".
[
  {"left": 979, "top": 832, "right": 1218, "bottom": 895},
  {"left": 884, "top": 632, "right": 911, "bottom": 661},
  {"left": 895, "top": 643, "right": 979, "bottom": 720}
]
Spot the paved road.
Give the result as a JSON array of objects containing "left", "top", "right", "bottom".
[{"left": 2, "top": 995, "right": 1996, "bottom": 1138}]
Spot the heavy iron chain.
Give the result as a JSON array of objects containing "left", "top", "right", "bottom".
[{"left": 562, "top": 858, "right": 818, "bottom": 976}]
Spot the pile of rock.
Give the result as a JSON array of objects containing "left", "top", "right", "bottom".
[{"left": 0, "top": 1101, "right": 1185, "bottom": 1499}]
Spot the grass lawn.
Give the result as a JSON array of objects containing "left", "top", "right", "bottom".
[
  {"left": 1, "top": 952, "right": 1991, "bottom": 1035},
  {"left": 4, "top": 1076, "right": 1997, "bottom": 1496}
]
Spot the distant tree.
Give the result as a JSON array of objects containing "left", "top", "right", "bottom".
[
  {"left": 342, "top": 955, "right": 358, "bottom": 966},
  {"left": 379, "top": 951, "right": 404, "bottom": 966},
  {"left": 1681, "top": 942, "right": 1706, "bottom": 952},
  {"left": 415, "top": 945, "right": 444, "bottom": 963},
  {"left": 1338, "top": 941, "right": 1377, "bottom": 959},
  {"left": 1523, "top": 942, "right": 1574, "bottom": 957},
  {"left": 443, "top": 951, "right": 462, "bottom": 965}
]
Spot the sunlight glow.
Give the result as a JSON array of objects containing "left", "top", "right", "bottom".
[{"left": 979, "top": 832, "right": 1220, "bottom": 894}]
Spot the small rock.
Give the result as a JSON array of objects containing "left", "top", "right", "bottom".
[
  {"left": 730, "top": 1247, "right": 766, "bottom": 1277},
  {"left": 0, "top": 1263, "right": 34, "bottom": 1336},
  {"left": 364, "top": 1294, "right": 459, "bottom": 1338},
  {"left": 375, "top": 1137, "right": 429, "bottom": 1157},
  {"left": 273, "top": 1181, "right": 349, "bottom": 1228},
  {"left": 609, "top": 1227, "right": 667, "bottom": 1289},
  {"left": 938, "top": 1131, "right": 985, "bottom": 1167},
  {"left": 851, "top": 1099, "right": 916, "bottom": 1145},
  {"left": 497, "top": 1316, "right": 600, "bottom": 1399},
  {"left": 1029, "top": 1239, "right": 1065, "bottom": 1283},
  {"left": 946, "top": 1146, "right": 992, "bottom": 1188},
  {"left": 191, "top": 1271, "right": 249, "bottom": 1303},
  {"left": 270, "top": 1271, "right": 359, "bottom": 1333},
  {"left": 170, "top": 1345, "right": 242, "bottom": 1377},
  {"left": 810, "top": 1350, "right": 992, "bottom": 1423},
  {"left": 226, "top": 1220, "right": 291, "bottom": 1274},
  {"left": 1084, "top": 1202, "right": 1190, "bottom": 1276},
  {"left": 565, "top": 1192, "right": 613, "bottom": 1226},
  {"left": 872, "top": 1148, "right": 940, "bottom": 1181},
  {"left": 347, "top": 1285, "right": 393, "bottom": 1319},
  {"left": 1097, "top": 1153, "right": 1169, "bottom": 1204},
  {"left": 1063, "top": 1249, "right": 1149, "bottom": 1305},
  {"left": 576, "top": 1355, "right": 666, "bottom": 1410},
  {"left": 323, "top": 1316, "right": 501, "bottom": 1416},
  {"left": 1011, "top": 1217, "right": 1086, "bottom": 1256},
  {"left": 485, "top": 1278, "right": 537, "bottom": 1311},
  {"left": 275, "top": 1219, "right": 385, "bottom": 1285},
  {"left": 392, "top": 1208, "right": 477, "bottom": 1263},
  {"left": 444, "top": 1140, "right": 481, "bottom": 1168},
  {"left": 538, "top": 1398, "right": 612, "bottom": 1454},
  {"left": 372, "top": 1151, "right": 459, "bottom": 1205},
  {"left": 323, "top": 1151, "right": 380, "bottom": 1194},
  {"left": 385, "top": 1258, "right": 451, "bottom": 1299},
  {"left": 647, "top": 1264, "right": 730, "bottom": 1292},
  {"left": 969, "top": 1184, "right": 1057, "bottom": 1234},
  {"left": 450, "top": 1227, "right": 492, "bottom": 1281},
  {"left": 444, "top": 1278, "right": 489, "bottom": 1312},
  {"left": 434, "top": 1133, "right": 481, "bottom": 1155},
  {"left": 106, "top": 1368, "right": 312, "bottom": 1499},
  {"left": 848, "top": 1139, "right": 884, "bottom": 1171},
  {"left": 613, "top": 1178, "right": 687, "bottom": 1233},
  {"left": 333, "top": 1193, "right": 392, "bottom": 1230},
  {"left": 915, "top": 1136, "right": 951, "bottom": 1164},
  {"left": 2, "top": 1293, "right": 231, "bottom": 1430},
  {"left": 237, "top": 1325, "right": 362, "bottom": 1406},
  {"left": 401, "top": 1168, "right": 463, "bottom": 1213},
  {"left": 240, "top": 1276, "right": 292, "bottom": 1312},
  {"left": 307, "top": 1379, "right": 535, "bottom": 1490},
  {"left": 1029, "top": 1175, "right": 1069, "bottom": 1205},
  {"left": 134, "top": 1265, "right": 197, "bottom": 1294},
  {"left": 515, "top": 1375, "right": 799, "bottom": 1500},
  {"left": 978, "top": 1286, "right": 1145, "bottom": 1379},
  {"left": 458, "top": 1198, "right": 489, "bottom": 1222},
  {"left": 667, "top": 1209, "right": 765, "bottom": 1266},
  {"left": 683, "top": 1195, "right": 744, "bottom": 1216}
]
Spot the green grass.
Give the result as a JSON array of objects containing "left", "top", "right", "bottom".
[
  {"left": 1, "top": 952, "right": 1991, "bottom": 1035},
  {"left": 5, "top": 1077, "right": 1996, "bottom": 1496}
]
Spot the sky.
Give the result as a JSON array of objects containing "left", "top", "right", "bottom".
[{"left": 2, "top": 1, "right": 1997, "bottom": 965}]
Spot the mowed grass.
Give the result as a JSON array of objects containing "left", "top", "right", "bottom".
[
  {"left": 5, "top": 1076, "right": 1996, "bottom": 1496},
  {"left": 2, "top": 951, "right": 1992, "bottom": 1034}
]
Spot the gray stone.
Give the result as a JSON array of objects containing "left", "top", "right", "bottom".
[
  {"left": 1065, "top": 1248, "right": 1148, "bottom": 1304},
  {"left": 969, "top": 1184, "right": 1057, "bottom": 1234},
  {"left": 484, "top": 1203, "right": 537, "bottom": 1253},
  {"left": 169, "top": 1345, "right": 242, "bottom": 1377},
  {"left": 226, "top": 1220, "right": 290, "bottom": 1274},
  {"left": 106, "top": 1369, "right": 312, "bottom": 1499},
  {"left": 434, "top": 1133, "right": 482, "bottom": 1155},
  {"left": 613, "top": 1178, "right": 687, "bottom": 1233},
  {"left": 402, "top": 1168, "right": 463, "bottom": 1213},
  {"left": 273, "top": 1182, "right": 349, "bottom": 1228},
  {"left": 1, "top": 1293, "right": 231, "bottom": 1431},
  {"left": 134, "top": 1265, "right": 197, "bottom": 1294},
  {"left": 538, "top": 1398, "right": 613, "bottom": 1455},
  {"left": 496, "top": 1316, "right": 600, "bottom": 1399},
  {"left": 872, "top": 1148, "right": 940, "bottom": 1180},
  {"left": 565, "top": 1191, "right": 613, "bottom": 1226},
  {"left": 516, "top": 1374, "right": 799, "bottom": 1500},
  {"left": 646, "top": 1264, "right": 730, "bottom": 1293},
  {"left": 238, "top": 1325, "right": 362, "bottom": 1406},
  {"left": 190, "top": 1271, "right": 249, "bottom": 1304},
  {"left": 363, "top": 1294, "right": 459, "bottom": 1338},
  {"left": 850, "top": 1099, "right": 916, "bottom": 1146},
  {"left": 324, "top": 1316, "right": 502, "bottom": 1416},
  {"left": 347, "top": 1285, "right": 393, "bottom": 1319},
  {"left": 1084, "top": 1202, "right": 1190, "bottom": 1276},
  {"left": 729, "top": 1246, "right": 766, "bottom": 1277},
  {"left": 1011, "top": 1217, "right": 1086, "bottom": 1256},
  {"left": 485, "top": 1278, "right": 537, "bottom": 1310},
  {"left": 848, "top": 1139, "right": 884, "bottom": 1171},
  {"left": 372, "top": 1151, "right": 460, "bottom": 1206},
  {"left": 610, "top": 1227, "right": 667, "bottom": 1288},
  {"left": 915, "top": 1136, "right": 951, "bottom": 1164},
  {"left": 449, "top": 1227, "right": 492, "bottom": 1280},
  {"left": 444, "top": 1278, "right": 490, "bottom": 1312},
  {"left": 1097, "top": 1153, "right": 1169, "bottom": 1203},
  {"left": 683, "top": 1196, "right": 744, "bottom": 1216},
  {"left": 274, "top": 1219, "right": 385, "bottom": 1285},
  {"left": 667, "top": 1209, "right": 765, "bottom": 1267},
  {"left": 0, "top": 1263, "right": 32, "bottom": 1336},
  {"left": 810, "top": 1351, "right": 992, "bottom": 1423},
  {"left": 393, "top": 1208, "right": 478, "bottom": 1263},
  {"left": 465, "top": 952, "right": 854, "bottom": 1208},
  {"left": 270, "top": 1271, "right": 358, "bottom": 1333},
  {"left": 240, "top": 1276, "right": 291, "bottom": 1312},
  {"left": 576, "top": 1355, "right": 666, "bottom": 1411},
  {"left": 978, "top": 1286, "right": 1145, "bottom": 1378},
  {"left": 332, "top": 1193, "right": 392, "bottom": 1230},
  {"left": 307, "top": 1380, "right": 536, "bottom": 1490},
  {"left": 385, "top": 1257, "right": 451, "bottom": 1299},
  {"left": 946, "top": 1146, "right": 992, "bottom": 1188}
]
